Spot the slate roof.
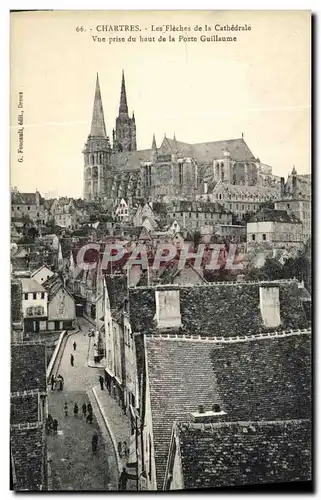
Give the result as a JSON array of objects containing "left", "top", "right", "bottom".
[
  {"left": 159, "top": 137, "right": 256, "bottom": 163},
  {"left": 129, "top": 279, "right": 310, "bottom": 337},
  {"left": 145, "top": 329, "right": 311, "bottom": 489},
  {"left": 212, "top": 181, "right": 280, "bottom": 198},
  {"left": 11, "top": 393, "right": 39, "bottom": 425},
  {"left": 11, "top": 343, "right": 47, "bottom": 393},
  {"left": 249, "top": 208, "right": 302, "bottom": 224},
  {"left": 20, "top": 278, "right": 45, "bottom": 294},
  {"left": 11, "top": 424, "right": 45, "bottom": 491},
  {"left": 11, "top": 192, "right": 43, "bottom": 205},
  {"left": 11, "top": 280, "right": 22, "bottom": 323},
  {"left": 175, "top": 419, "right": 311, "bottom": 489}
]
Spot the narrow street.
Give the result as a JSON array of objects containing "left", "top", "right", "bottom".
[{"left": 47, "top": 318, "right": 119, "bottom": 491}]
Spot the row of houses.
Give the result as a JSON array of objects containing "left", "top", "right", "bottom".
[{"left": 94, "top": 274, "right": 311, "bottom": 490}]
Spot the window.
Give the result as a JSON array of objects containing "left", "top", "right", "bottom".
[
  {"left": 28, "top": 206, "right": 30, "bottom": 211},
  {"left": 35, "top": 306, "right": 44, "bottom": 316},
  {"left": 17, "top": 206, "right": 20, "bottom": 211},
  {"left": 145, "top": 165, "right": 152, "bottom": 187},
  {"left": 236, "top": 204, "right": 238, "bottom": 209},
  {"left": 33, "top": 293, "right": 37, "bottom": 300},
  {"left": 27, "top": 306, "right": 34, "bottom": 316},
  {"left": 242, "top": 205, "right": 244, "bottom": 210},
  {"left": 24, "top": 293, "right": 28, "bottom": 300},
  {"left": 148, "top": 435, "right": 152, "bottom": 479},
  {"left": 252, "top": 234, "right": 255, "bottom": 241},
  {"left": 179, "top": 163, "right": 183, "bottom": 184},
  {"left": 41, "top": 292, "right": 45, "bottom": 299},
  {"left": 263, "top": 234, "right": 266, "bottom": 241},
  {"left": 229, "top": 204, "right": 232, "bottom": 209},
  {"left": 196, "top": 213, "right": 198, "bottom": 218}
]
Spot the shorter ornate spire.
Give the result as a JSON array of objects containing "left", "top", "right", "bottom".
[
  {"left": 119, "top": 70, "right": 128, "bottom": 116},
  {"left": 152, "top": 133, "right": 157, "bottom": 150}
]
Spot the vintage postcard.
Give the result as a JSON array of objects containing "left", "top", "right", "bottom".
[{"left": 10, "top": 10, "right": 311, "bottom": 492}]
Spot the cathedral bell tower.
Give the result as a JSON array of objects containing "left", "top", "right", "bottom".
[
  {"left": 113, "top": 71, "right": 137, "bottom": 153},
  {"left": 83, "top": 74, "right": 111, "bottom": 200}
]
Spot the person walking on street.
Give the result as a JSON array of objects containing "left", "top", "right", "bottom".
[
  {"left": 91, "top": 433, "right": 98, "bottom": 454},
  {"left": 64, "top": 401, "right": 68, "bottom": 417},
  {"left": 118, "top": 467, "right": 136, "bottom": 491},
  {"left": 123, "top": 440, "right": 128, "bottom": 458},
  {"left": 70, "top": 353, "right": 74, "bottom": 367},
  {"left": 50, "top": 374, "right": 55, "bottom": 391},
  {"left": 74, "top": 402, "right": 79, "bottom": 417},
  {"left": 82, "top": 403, "right": 87, "bottom": 417},
  {"left": 118, "top": 441, "right": 123, "bottom": 458},
  {"left": 86, "top": 411, "right": 93, "bottom": 424},
  {"left": 87, "top": 403, "right": 92, "bottom": 414},
  {"left": 73, "top": 341, "right": 77, "bottom": 351},
  {"left": 99, "top": 375, "right": 104, "bottom": 390},
  {"left": 53, "top": 419, "right": 58, "bottom": 435}
]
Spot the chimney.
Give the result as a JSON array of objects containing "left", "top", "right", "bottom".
[{"left": 191, "top": 404, "right": 226, "bottom": 423}]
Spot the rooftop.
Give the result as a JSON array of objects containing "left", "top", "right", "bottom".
[
  {"left": 20, "top": 278, "right": 45, "bottom": 294},
  {"left": 174, "top": 419, "right": 311, "bottom": 489},
  {"left": 11, "top": 424, "right": 45, "bottom": 491},
  {"left": 11, "top": 343, "right": 47, "bottom": 393},
  {"left": 145, "top": 329, "right": 311, "bottom": 489}
]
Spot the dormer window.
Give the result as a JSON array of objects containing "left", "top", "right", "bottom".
[
  {"left": 259, "top": 286, "right": 281, "bottom": 328},
  {"left": 155, "top": 290, "right": 181, "bottom": 329}
]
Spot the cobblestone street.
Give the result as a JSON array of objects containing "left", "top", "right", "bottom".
[{"left": 47, "top": 319, "right": 118, "bottom": 491}]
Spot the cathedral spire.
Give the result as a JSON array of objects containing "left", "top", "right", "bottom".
[
  {"left": 152, "top": 133, "right": 157, "bottom": 150},
  {"left": 119, "top": 70, "right": 128, "bottom": 116},
  {"left": 90, "top": 73, "right": 107, "bottom": 137}
]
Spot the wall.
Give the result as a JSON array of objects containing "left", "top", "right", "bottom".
[
  {"left": 48, "top": 288, "right": 75, "bottom": 321},
  {"left": 22, "top": 292, "right": 48, "bottom": 318}
]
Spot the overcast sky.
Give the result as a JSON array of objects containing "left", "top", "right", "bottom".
[{"left": 10, "top": 10, "right": 310, "bottom": 198}]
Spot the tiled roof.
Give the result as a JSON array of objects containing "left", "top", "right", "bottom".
[
  {"left": 146, "top": 330, "right": 311, "bottom": 489},
  {"left": 11, "top": 280, "right": 22, "bottom": 323},
  {"left": 11, "top": 192, "right": 42, "bottom": 205},
  {"left": 11, "top": 393, "right": 39, "bottom": 425},
  {"left": 145, "top": 336, "right": 221, "bottom": 489},
  {"left": 105, "top": 274, "right": 128, "bottom": 310},
  {"left": 212, "top": 181, "right": 280, "bottom": 198},
  {"left": 167, "top": 200, "right": 228, "bottom": 214},
  {"left": 11, "top": 424, "right": 45, "bottom": 491},
  {"left": 176, "top": 419, "right": 311, "bottom": 489},
  {"left": 20, "top": 278, "right": 45, "bottom": 293},
  {"left": 249, "top": 208, "right": 302, "bottom": 224},
  {"left": 159, "top": 137, "right": 256, "bottom": 163},
  {"left": 129, "top": 280, "right": 309, "bottom": 337},
  {"left": 11, "top": 343, "right": 47, "bottom": 393}
]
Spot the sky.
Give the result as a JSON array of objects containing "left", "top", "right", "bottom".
[{"left": 10, "top": 10, "right": 311, "bottom": 198}]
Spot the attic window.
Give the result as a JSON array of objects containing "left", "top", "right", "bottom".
[
  {"left": 259, "top": 286, "right": 281, "bottom": 328},
  {"left": 155, "top": 290, "right": 181, "bottom": 329}
]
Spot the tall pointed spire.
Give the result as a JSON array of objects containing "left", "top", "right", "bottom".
[
  {"left": 151, "top": 133, "right": 157, "bottom": 150},
  {"left": 119, "top": 70, "right": 128, "bottom": 116},
  {"left": 90, "top": 73, "right": 107, "bottom": 137}
]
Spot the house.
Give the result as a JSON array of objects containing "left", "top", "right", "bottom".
[
  {"left": 11, "top": 189, "right": 46, "bottom": 225},
  {"left": 201, "top": 179, "right": 281, "bottom": 221},
  {"left": 128, "top": 279, "right": 311, "bottom": 490},
  {"left": 247, "top": 208, "right": 304, "bottom": 253},
  {"left": 31, "top": 265, "right": 54, "bottom": 285},
  {"left": 275, "top": 168, "right": 311, "bottom": 242},
  {"left": 10, "top": 342, "right": 48, "bottom": 491},
  {"left": 42, "top": 275, "right": 76, "bottom": 331},
  {"left": 21, "top": 278, "right": 48, "bottom": 334},
  {"left": 115, "top": 197, "right": 129, "bottom": 222}
]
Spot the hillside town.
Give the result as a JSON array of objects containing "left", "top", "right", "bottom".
[{"left": 10, "top": 72, "right": 311, "bottom": 491}]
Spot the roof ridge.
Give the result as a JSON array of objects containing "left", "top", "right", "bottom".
[{"left": 147, "top": 328, "right": 311, "bottom": 343}]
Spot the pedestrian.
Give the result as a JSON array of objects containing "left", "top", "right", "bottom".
[
  {"left": 123, "top": 440, "right": 128, "bottom": 458},
  {"left": 48, "top": 413, "right": 54, "bottom": 429},
  {"left": 70, "top": 353, "right": 74, "bottom": 367},
  {"left": 74, "top": 402, "right": 79, "bottom": 417},
  {"left": 99, "top": 375, "right": 104, "bottom": 390},
  {"left": 118, "top": 467, "right": 136, "bottom": 491},
  {"left": 118, "top": 441, "right": 123, "bottom": 458},
  {"left": 73, "top": 341, "right": 77, "bottom": 351},
  {"left": 87, "top": 403, "right": 92, "bottom": 414},
  {"left": 91, "top": 433, "right": 98, "bottom": 454},
  {"left": 86, "top": 411, "right": 93, "bottom": 424},
  {"left": 53, "top": 419, "right": 58, "bottom": 435},
  {"left": 50, "top": 374, "right": 55, "bottom": 391},
  {"left": 82, "top": 403, "right": 87, "bottom": 417},
  {"left": 64, "top": 401, "right": 68, "bottom": 417}
]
